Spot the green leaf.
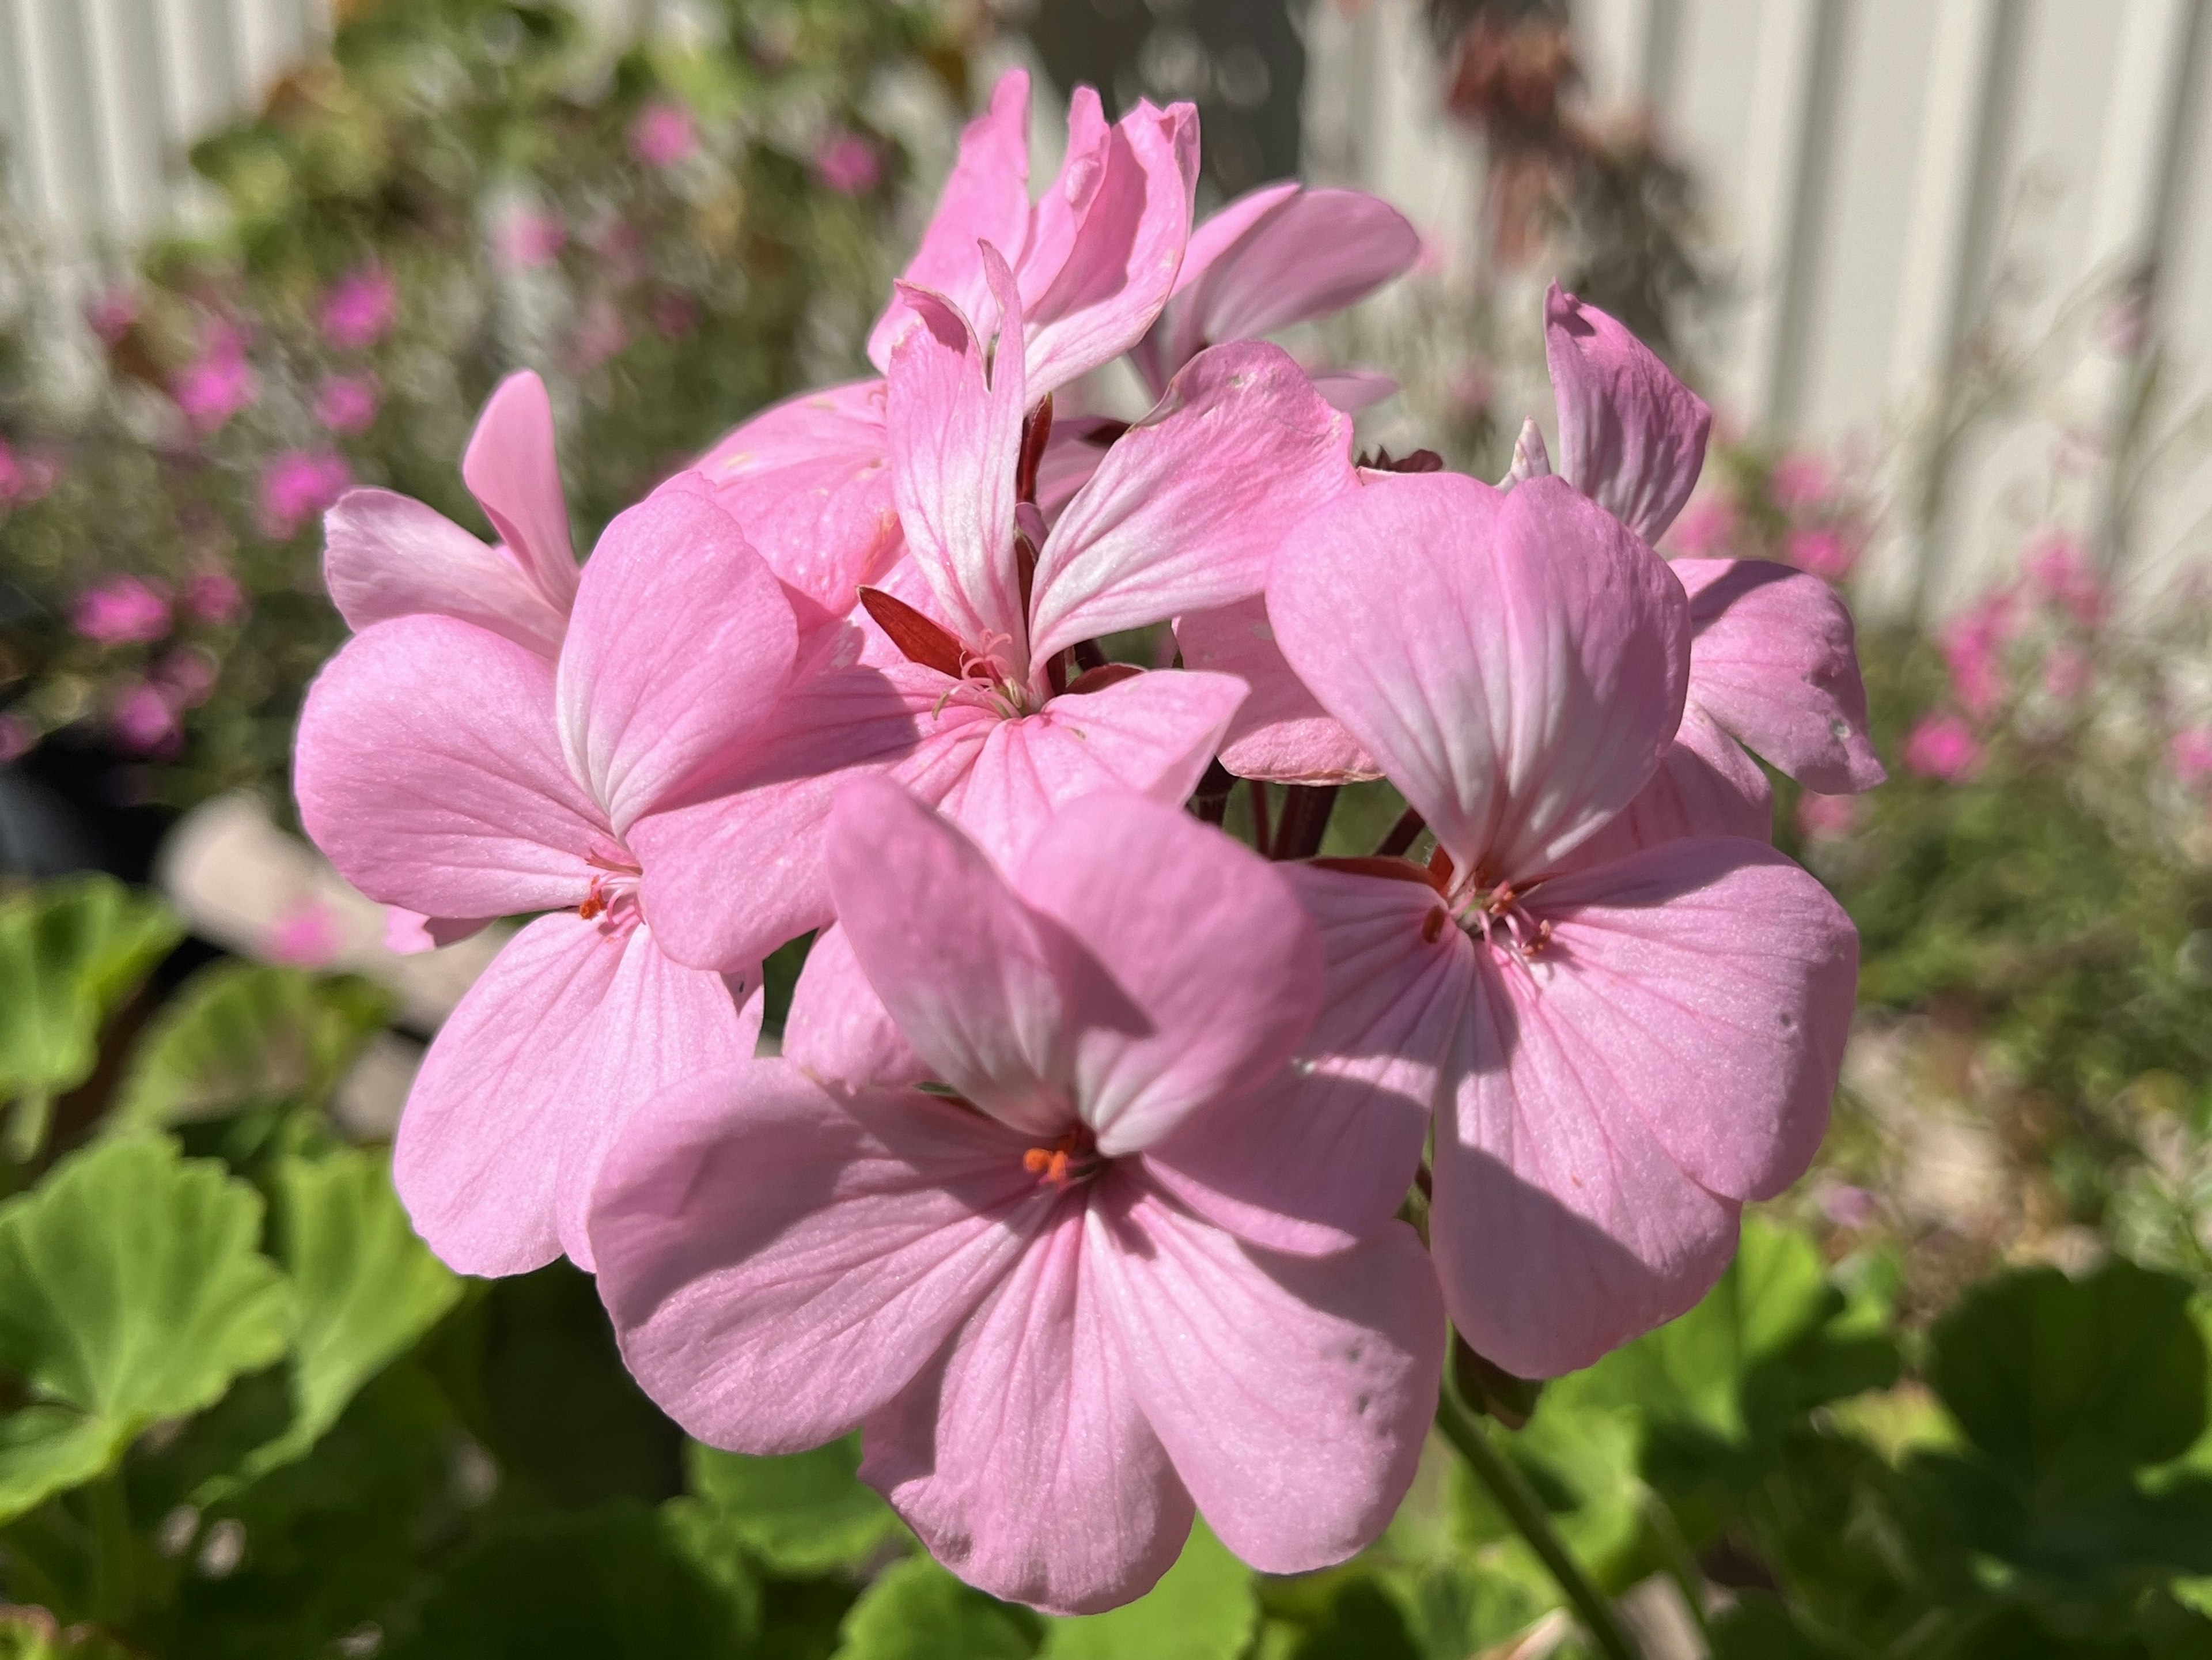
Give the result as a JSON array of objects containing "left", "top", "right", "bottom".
[
  {"left": 832, "top": 1556, "right": 1039, "bottom": 1660},
  {"left": 1041, "top": 1521, "right": 1255, "bottom": 1660},
  {"left": 684, "top": 1434, "right": 906, "bottom": 1574},
  {"left": 0, "top": 876, "right": 181, "bottom": 1132},
  {"left": 388, "top": 1503, "right": 756, "bottom": 1659},
  {"left": 1929, "top": 1258, "right": 2207, "bottom": 1493},
  {"left": 108, "top": 963, "right": 390, "bottom": 1130},
  {"left": 0, "top": 1136, "right": 293, "bottom": 1521}
]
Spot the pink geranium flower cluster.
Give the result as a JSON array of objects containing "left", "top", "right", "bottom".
[{"left": 293, "top": 70, "right": 1875, "bottom": 1616}]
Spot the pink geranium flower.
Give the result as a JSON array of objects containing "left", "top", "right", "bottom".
[
  {"left": 812, "top": 129, "right": 880, "bottom": 194},
  {"left": 180, "top": 568, "right": 245, "bottom": 626},
  {"left": 111, "top": 681, "right": 181, "bottom": 754},
  {"left": 2024, "top": 529, "right": 2107, "bottom": 627},
  {"left": 294, "top": 475, "right": 798, "bottom": 1275},
  {"left": 2170, "top": 725, "right": 2212, "bottom": 789},
  {"left": 1770, "top": 451, "right": 1833, "bottom": 511},
  {"left": 259, "top": 451, "right": 355, "bottom": 541},
  {"left": 1903, "top": 712, "right": 1984, "bottom": 782},
  {"left": 173, "top": 323, "right": 257, "bottom": 434},
  {"left": 1796, "top": 792, "right": 1860, "bottom": 840},
  {"left": 1786, "top": 524, "right": 1857, "bottom": 580},
  {"left": 319, "top": 264, "right": 397, "bottom": 351},
  {"left": 315, "top": 373, "right": 381, "bottom": 434},
  {"left": 1665, "top": 494, "right": 1738, "bottom": 556},
  {"left": 590, "top": 784, "right": 1443, "bottom": 1612},
  {"left": 154, "top": 648, "right": 219, "bottom": 707},
  {"left": 1937, "top": 593, "right": 2017, "bottom": 721},
  {"left": 629, "top": 100, "right": 699, "bottom": 169},
  {"left": 74, "top": 576, "right": 172, "bottom": 646},
  {"left": 1253, "top": 471, "right": 1859, "bottom": 1377}
]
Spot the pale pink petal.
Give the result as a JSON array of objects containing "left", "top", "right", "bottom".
[
  {"left": 1676, "top": 558, "right": 1887, "bottom": 793},
  {"left": 862, "top": 1198, "right": 1188, "bottom": 1615},
  {"left": 1434, "top": 838, "right": 1857, "bottom": 1376},
  {"left": 590, "top": 1064, "right": 1055, "bottom": 1450},
  {"left": 1134, "top": 180, "right": 1299, "bottom": 388},
  {"left": 1012, "top": 794, "right": 1321, "bottom": 1156},
  {"left": 1020, "top": 99, "right": 1199, "bottom": 400},
  {"left": 1545, "top": 285, "right": 1711, "bottom": 544},
  {"left": 395, "top": 915, "right": 757, "bottom": 1276},
  {"left": 1033, "top": 419, "right": 1112, "bottom": 524},
  {"left": 323, "top": 488, "right": 567, "bottom": 656},
  {"left": 1557, "top": 704, "right": 1771, "bottom": 871},
  {"left": 826, "top": 777, "right": 1077, "bottom": 1137},
  {"left": 696, "top": 379, "right": 901, "bottom": 623},
  {"left": 783, "top": 923, "right": 927, "bottom": 1090},
  {"left": 1175, "top": 599, "right": 1378, "bottom": 784},
  {"left": 933, "top": 670, "right": 1247, "bottom": 867},
  {"left": 1308, "top": 369, "right": 1399, "bottom": 413},
  {"left": 1268, "top": 472, "right": 1688, "bottom": 879},
  {"left": 461, "top": 370, "right": 579, "bottom": 612},
  {"left": 382, "top": 907, "right": 493, "bottom": 955},
  {"left": 1091, "top": 1181, "right": 1443, "bottom": 1574},
  {"left": 1146, "top": 863, "right": 1456, "bottom": 1253},
  {"left": 866, "top": 69, "right": 1032, "bottom": 372},
  {"left": 1027, "top": 342, "right": 1357, "bottom": 664},
  {"left": 556, "top": 476, "right": 797, "bottom": 834},
  {"left": 294, "top": 616, "right": 607, "bottom": 920},
  {"left": 887, "top": 262, "right": 1028, "bottom": 674},
  {"left": 1016, "top": 88, "right": 1112, "bottom": 335},
  {"left": 1501, "top": 417, "right": 1552, "bottom": 486}
]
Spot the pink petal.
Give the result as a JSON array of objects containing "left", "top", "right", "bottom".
[
  {"left": 1027, "top": 342, "right": 1357, "bottom": 664},
  {"left": 1145, "top": 862, "right": 1455, "bottom": 1253},
  {"left": 1175, "top": 598, "right": 1377, "bottom": 784},
  {"left": 1555, "top": 703, "right": 1772, "bottom": 871},
  {"left": 826, "top": 777, "right": 1078, "bottom": 1138},
  {"left": 866, "top": 69, "right": 1032, "bottom": 372},
  {"left": 886, "top": 261, "right": 1029, "bottom": 676},
  {"left": 556, "top": 476, "right": 797, "bottom": 834},
  {"left": 1676, "top": 558, "right": 1887, "bottom": 793},
  {"left": 1012, "top": 793, "right": 1321, "bottom": 1155},
  {"left": 1309, "top": 369, "right": 1400, "bottom": 413},
  {"left": 1434, "top": 837, "right": 1857, "bottom": 1376},
  {"left": 1544, "top": 285, "right": 1711, "bottom": 544},
  {"left": 1033, "top": 419, "right": 1111, "bottom": 524},
  {"left": 323, "top": 488, "right": 568, "bottom": 656},
  {"left": 294, "top": 616, "right": 607, "bottom": 920},
  {"left": 862, "top": 1196, "right": 1189, "bottom": 1614},
  {"left": 396, "top": 915, "right": 758, "bottom": 1276},
  {"left": 782, "top": 923, "right": 928, "bottom": 1090},
  {"left": 1020, "top": 99, "right": 1199, "bottom": 400},
  {"left": 696, "top": 379, "right": 901, "bottom": 623},
  {"left": 1268, "top": 472, "right": 1688, "bottom": 879},
  {"left": 382, "top": 907, "right": 493, "bottom": 955},
  {"left": 1091, "top": 1181, "right": 1443, "bottom": 1574},
  {"left": 461, "top": 370, "right": 579, "bottom": 613},
  {"left": 1133, "top": 180, "right": 1298, "bottom": 389},
  {"left": 592, "top": 1064, "right": 1054, "bottom": 1450}
]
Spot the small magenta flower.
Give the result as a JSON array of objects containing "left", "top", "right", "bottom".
[
  {"left": 180, "top": 568, "right": 245, "bottom": 626},
  {"left": 813, "top": 129, "right": 881, "bottom": 194},
  {"left": 629, "top": 99, "right": 699, "bottom": 169},
  {"left": 1938, "top": 595, "right": 2017, "bottom": 721},
  {"left": 0, "top": 712, "right": 32, "bottom": 765},
  {"left": 266, "top": 898, "right": 344, "bottom": 967},
  {"left": 74, "top": 576, "right": 172, "bottom": 646},
  {"left": 494, "top": 208, "right": 568, "bottom": 271},
  {"left": 1796, "top": 791, "right": 1859, "bottom": 840},
  {"left": 1904, "top": 712, "right": 1984, "bottom": 782},
  {"left": 2172, "top": 725, "right": 2212, "bottom": 789},
  {"left": 1770, "top": 452, "right": 1833, "bottom": 511},
  {"left": 2024, "top": 530, "right": 2107, "bottom": 628},
  {"left": 111, "top": 682, "right": 180, "bottom": 754},
  {"left": 315, "top": 373, "right": 381, "bottom": 434},
  {"left": 173, "top": 323, "right": 257, "bottom": 434},
  {"left": 319, "top": 264, "right": 397, "bottom": 351},
  {"left": 1786, "top": 524, "right": 1857, "bottom": 580},
  {"left": 259, "top": 451, "right": 355, "bottom": 541},
  {"left": 84, "top": 285, "right": 139, "bottom": 344}
]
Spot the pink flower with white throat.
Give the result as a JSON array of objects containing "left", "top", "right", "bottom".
[
  {"left": 1258, "top": 470, "right": 1860, "bottom": 1377},
  {"left": 589, "top": 785, "right": 1443, "bottom": 1613},
  {"left": 293, "top": 476, "right": 794, "bottom": 1275}
]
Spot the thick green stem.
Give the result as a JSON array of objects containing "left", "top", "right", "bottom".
[
  {"left": 1434, "top": 1387, "right": 1641, "bottom": 1660},
  {"left": 88, "top": 1472, "right": 134, "bottom": 1627}
]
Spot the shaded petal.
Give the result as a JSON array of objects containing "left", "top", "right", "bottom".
[
  {"left": 395, "top": 915, "right": 758, "bottom": 1276},
  {"left": 1677, "top": 558, "right": 1887, "bottom": 792},
  {"left": 1135, "top": 180, "right": 1299, "bottom": 390},
  {"left": 294, "top": 615, "right": 605, "bottom": 920},
  {"left": 783, "top": 923, "right": 928, "bottom": 1091},
  {"left": 867, "top": 68, "right": 1033, "bottom": 372},
  {"left": 862, "top": 1198, "right": 1188, "bottom": 1614},
  {"left": 591, "top": 1064, "right": 1054, "bottom": 1451},
  {"left": 696, "top": 379, "right": 901, "bottom": 623},
  {"left": 1092, "top": 1180, "right": 1444, "bottom": 1575},
  {"left": 461, "top": 369, "right": 579, "bottom": 612},
  {"left": 1309, "top": 369, "right": 1399, "bottom": 413},
  {"left": 1175, "top": 598, "right": 1378, "bottom": 784},
  {"left": 1268, "top": 472, "right": 1688, "bottom": 879},
  {"left": 556, "top": 477, "right": 797, "bottom": 834},
  {"left": 382, "top": 908, "right": 494, "bottom": 955},
  {"left": 1033, "top": 419, "right": 1112, "bottom": 524},
  {"left": 1546, "top": 285, "right": 1711, "bottom": 544},
  {"left": 1028, "top": 342, "right": 1357, "bottom": 664},
  {"left": 1012, "top": 794, "right": 1321, "bottom": 1156},
  {"left": 1146, "top": 862, "right": 1455, "bottom": 1253},
  {"left": 1556, "top": 703, "right": 1771, "bottom": 871},
  {"left": 323, "top": 488, "right": 567, "bottom": 656}
]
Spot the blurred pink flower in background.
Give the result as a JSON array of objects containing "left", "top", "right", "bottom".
[
  {"left": 1796, "top": 791, "right": 1860, "bottom": 840},
  {"left": 1817, "top": 1181, "right": 1880, "bottom": 1230},
  {"left": 319, "top": 264, "right": 397, "bottom": 351},
  {"left": 84, "top": 285, "right": 139, "bottom": 344},
  {"left": 0, "top": 443, "right": 62, "bottom": 504},
  {"left": 181, "top": 568, "right": 246, "bottom": 626},
  {"left": 1770, "top": 452, "right": 1832, "bottom": 511},
  {"left": 1666, "top": 495, "right": 1738, "bottom": 556},
  {"left": 1937, "top": 593, "right": 2017, "bottom": 720},
  {"left": 648, "top": 292, "right": 700, "bottom": 340},
  {"left": 629, "top": 100, "right": 699, "bottom": 169},
  {"left": 2041, "top": 644, "right": 2093, "bottom": 704},
  {"left": 2170, "top": 725, "right": 2212, "bottom": 789},
  {"left": 266, "top": 898, "right": 344, "bottom": 967},
  {"left": 1904, "top": 712, "right": 1984, "bottom": 782},
  {"left": 154, "top": 647, "right": 219, "bottom": 708},
  {"left": 570, "top": 299, "right": 629, "bottom": 372},
  {"left": 73, "top": 576, "right": 172, "bottom": 646},
  {"left": 173, "top": 323, "right": 257, "bottom": 434},
  {"left": 315, "top": 373, "right": 382, "bottom": 434},
  {"left": 1786, "top": 524, "right": 1857, "bottom": 580},
  {"left": 259, "top": 451, "right": 354, "bottom": 540},
  {"left": 813, "top": 129, "right": 880, "bottom": 194},
  {"left": 494, "top": 208, "right": 567, "bottom": 271},
  {"left": 111, "top": 682, "right": 181, "bottom": 754},
  {"left": 1445, "top": 364, "right": 1493, "bottom": 421},
  {"left": 2024, "top": 530, "right": 2107, "bottom": 627},
  {"left": 593, "top": 217, "right": 649, "bottom": 287},
  {"left": 0, "top": 713, "right": 33, "bottom": 765}
]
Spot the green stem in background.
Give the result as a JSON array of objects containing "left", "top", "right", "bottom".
[
  {"left": 1434, "top": 1386, "right": 1642, "bottom": 1660},
  {"left": 4, "top": 1091, "right": 53, "bottom": 1165},
  {"left": 87, "top": 1472, "right": 135, "bottom": 1628}
]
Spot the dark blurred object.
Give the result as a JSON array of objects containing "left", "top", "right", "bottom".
[{"left": 1021, "top": 0, "right": 1301, "bottom": 197}]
